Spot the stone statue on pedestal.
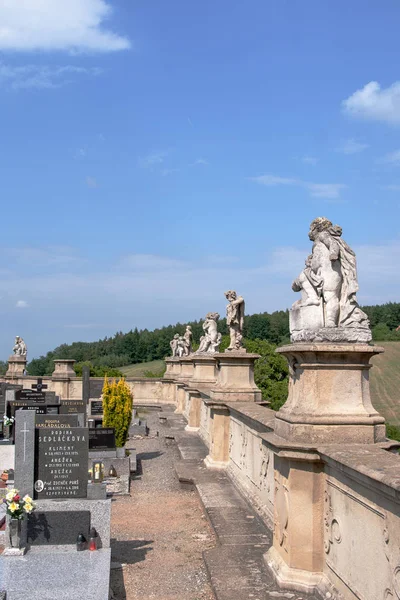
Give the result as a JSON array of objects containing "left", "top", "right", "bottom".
[
  {"left": 225, "top": 290, "right": 245, "bottom": 351},
  {"left": 170, "top": 334, "right": 180, "bottom": 357},
  {"left": 290, "top": 217, "right": 371, "bottom": 343},
  {"left": 12, "top": 336, "right": 27, "bottom": 357},
  {"left": 183, "top": 326, "right": 193, "bottom": 356},
  {"left": 197, "top": 313, "right": 222, "bottom": 354}
]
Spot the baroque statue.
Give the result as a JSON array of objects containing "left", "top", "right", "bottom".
[
  {"left": 13, "top": 336, "right": 27, "bottom": 357},
  {"left": 225, "top": 290, "right": 245, "bottom": 351},
  {"left": 170, "top": 326, "right": 193, "bottom": 357},
  {"left": 290, "top": 217, "right": 371, "bottom": 343},
  {"left": 197, "top": 313, "right": 222, "bottom": 354}
]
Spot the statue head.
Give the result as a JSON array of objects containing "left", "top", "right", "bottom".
[
  {"left": 186, "top": 325, "right": 192, "bottom": 331},
  {"left": 225, "top": 290, "right": 237, "bottom": 301},
  {"left": 206, "top": 312, "right": 220, "bottom": 321},
  {"left": 308, "top": 217, "right": 332, "bottom": 241},
  {"left": 173, "top": 333, "right": 179, "bottom": 339}
]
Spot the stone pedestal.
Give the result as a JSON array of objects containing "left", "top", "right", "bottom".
[
  {"left": 189, "top": 355, "right": 217, "bottom": 389},
  {"left": 175, "top": 382, "right": 187, "bottom": 414},
  {"left": 210, "top": 352, "right": 262, "bottom": 403},
  {"left": 165, "top": 357, "right": 181, "bottom": 379},
  {"left": 264, "top": 444, "right": 325, "bottom": 594},
  {"left": 178, "top": 357, "right": 194, "bottom": 382},
  {"left": 5, "top": 355, "right": 27, "bottom": 379},
  {"left": 274, "top": 343, "right": 386, "bottom": 444},
  {"left": 204, "top": 403, "right": 230, "bottom": 469},
  {"left": 185, "top": 390, "right": 202, "bottom": 432},
  {"left": 52, "top": 359, "right": 76, "bottom": 399}
]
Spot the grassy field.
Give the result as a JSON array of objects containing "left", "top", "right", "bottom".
[
  {"left": 370, "top": 342, "right": 400, "bottom": 426},
  {"left": 120, "top": 359, "right": 165, "bottom": 377}
]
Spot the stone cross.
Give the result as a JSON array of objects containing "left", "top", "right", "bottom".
[{"left": 32, "top": 378, "right": 48, "bottom": 393}]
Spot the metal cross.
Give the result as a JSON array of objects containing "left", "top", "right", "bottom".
[
  {"left": 21, "top": 420, "right": 30, "bottom": 462},
  {"left": 32, "top": 378, "right": 48, "bottom": 393}
]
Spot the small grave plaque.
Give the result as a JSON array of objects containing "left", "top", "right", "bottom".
[
  {"left": 27, "top": 510, "right": 90, "bottom": 545},
  {"left": 34, "top": 427, "right": 89, "bottom": 499},
  {"left": 18, "top": 389, "right": 46, "bottom": 403},
  {"left": 10, "top": 401, "right": 47, "bottom": 415},
  {"left": 90, "top": 400, "right": 103, "bottom": 416},
  {"left": 59, "top": 398, "right": 85, "bottom": 415},
  {"left": 89, "top": 428, "right": 116, "bottom": 450},
  {"left": 36, "top": 414, "right": 79, "bottom": 429}
]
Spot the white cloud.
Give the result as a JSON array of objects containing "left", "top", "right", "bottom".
[
  {"left": 0, "top": 64, "right": 102, "bottom": 90},
  {"left": 117, "top": 254, "right": 187, "bottom": 271},
  {"left": 342, "top": 81, "right": 400, "bottom": 125},
  {"left": 75, "top": 148, "right": 87, "bottom": 159},
  {"left": 86, "top": 176, "right": 98, "bottom": 188},
  {"left": 138, "top": 151, "right": 168, "bottom": 169},
  {"left": 302, "top": 156, "right": 318, "bottom": 166},
  {"left": 16, "top": 300, "right": 29, "bottom": 309},
  {"left": 379, "top": 150, "right": 400, "bottom": 166},
  {"left": 337, "top": 138, "right": 369, "bottom": 155},
  {"left": 190, "top": 158, "right": 209, "bottom": 166},
  {"left": 161, "top": 168, "right": 179, "bottom": 176},
  {"left": 250, "top": 174, "right": 347, "bottom": 199},
  {"left": 382, "top": 184, "right": 400, "bottom": 191},
  {"left": 0, "top": 0, "right": 130, "bottom": 53}
]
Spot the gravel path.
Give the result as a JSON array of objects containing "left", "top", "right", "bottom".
[{"left": 110, "top": 407, "right": 216, "bottom": 600}]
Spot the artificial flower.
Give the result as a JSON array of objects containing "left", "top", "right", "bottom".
[
  {"left": 23, "top": 495, "right": 32, "bottom": 503},
  {"left": 8, "top": 502, "right": 18, "bottom": 513}
]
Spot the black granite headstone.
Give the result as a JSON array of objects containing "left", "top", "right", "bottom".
[
  {"left": 59, "top": 398, "right": 85, "bottom": 416},
  {"left": 90, "top": 400, "right": 103, "bottom": 416},
  {"left": 89, "top": 428, "right": 116, "bottom": 450},
  {"left": 27, "top": 510, "right": 90, "bottom": 545},
  {"left": 89, "top": 379, "right": 104, "bottom": 399},
  {"left": 17, "top": 389, "right": 46, "bottom": 403},
  {"left": 35, "top": 414, "right": 79, "bottom": 429},
  {"left": 34, "top": 426, "right": 89, "bottom": 499}
]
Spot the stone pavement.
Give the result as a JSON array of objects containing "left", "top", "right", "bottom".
[{"left": 169, "top": 411, "right": 319, "bottom": 600}]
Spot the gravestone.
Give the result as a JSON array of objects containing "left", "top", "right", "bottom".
[
  {"left": 90, "top": 400, "right": 103, "bottom": 416},
  {"left": 35, "top": 414, "right": 79, "bottom": 429},
  {"left": 59, "top": 398, "right": 86, "bottom": 426},
  {"left": 27, "top": 510, "right": 90, "bottom": 545},
  {"left": 34, "top": 426, "right": 89, "bottom": 499},
  {"left": 89, "top": 379, "right": 105, "bottom": 399},
  {"left": 89, "top": 428, "right": 116, "bottom": 451},
  {"left": 14, "top": 410, "right": 36, "bottom": 498}
]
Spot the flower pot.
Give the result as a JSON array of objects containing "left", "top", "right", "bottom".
[
  {"left": 9, "top": 518, "right": 22, "bottom": 549},
  {"left": 116, "top": 447, "right": 125, "bottom": 459}
]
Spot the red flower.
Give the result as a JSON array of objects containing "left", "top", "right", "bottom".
[{"left": 13, "top": 495, "right": 20, "bottom": 502}]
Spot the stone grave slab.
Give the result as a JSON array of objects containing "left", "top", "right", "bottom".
[
  {"left": 90, "top": 399, "right": 103, "bottom": 416},
  {"left": 27, "top": 510, "right": 90, "bottom": 545},
  {"left": 35, "top": 414, "right": 79, "bottom": 429},
  {"left": 34, "top": 426, "right": 89, "bottom": 499},
  {"left": 89, "top": 428, "right": 116, "bottom": 450}
]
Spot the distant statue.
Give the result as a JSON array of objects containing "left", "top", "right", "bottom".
[
  {"left": 176, "top": 336, "right": 186, "bottom": 358},
  {"left": 290, "top": 217, "right": 371, "bottom": 343},
  {"left": 225, "top": 290, "right": 245, "bottom": 351},
  {"left": 13, "top": 336, "right": 27, "bottom": 357},
  {"left": 169, "top": 334, "right": 180, "bottom": 357},
  {"left": 197, "top": 313, "right": 222, "bottom": 354},
  {"left": 183, "top": 326, "right": 193, "bottom": 356}
]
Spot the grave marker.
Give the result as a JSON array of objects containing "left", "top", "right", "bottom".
[
  {"left": 89, "top": 428, "right": 116, "bottom": 450},
  {"left": 35, "top": 414, "right": 79, "bottom": 429},
  {"left": 14, "top": 410, "right": 35, "bottom": 498}
]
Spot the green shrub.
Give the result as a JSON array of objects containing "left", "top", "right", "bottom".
[
  {"left": 102, "top": 378, "right": 133, "bottom": 447},
  {"left": 244, "top": 339, "right": 289, "bottom": 411},
  {"left": 386, "top": 424, "right": 400, "bottom": 442}
]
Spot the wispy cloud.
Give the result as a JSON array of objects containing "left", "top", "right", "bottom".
[
  {"left": 382, "top": 184, "right": 400, "bottom": 191},
  {"left": 336, "top": 138, "right": 369, "bottom": 155},
  {"left": 379, "top": 150, "right": 400, "bottom": 166},
  {"left": 190, "top": 158, "right": 209, "bottom": 166},
  {"left": 250, "top": 174, "right": 347, "bottom": 199},
  {"left": 16, "top": 300, "right": 29, "bottom": 309},
  {"left": 74, "top": 148, "right": 87, "bottom": 159},
  {"left": 86, "top": 176, "right": 98, "bottom": 188},
  {"left": 0, "top": 0, "right": 130, "bottom": 53},
  {"left": 117, "top": 254, "right": 187, "bottom": 271},
  {"left": 161, "top": 168, "right": 179, "bottom": 177},
  {"left": 302, "top": 156, "right": 318, "bottom": 166},
  {"left": 342, "top": 81, "right": 400, "bottom": 125},
  {"left": 0, "top": 64, "right": 102, "bottom": 90},
  {"left": 138, "top": 151, "right": 169, "bottom": 169}
]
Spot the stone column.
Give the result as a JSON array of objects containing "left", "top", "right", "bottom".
[
  {"left": 185, "top": 390, "right": 202, "bottom": 432},
  {"left": 210, "top": 352, "right": 262, "bottom": 403},
  {"left": 5, "top": 355, "right": 27, "bottom": 380},
  {"left": 179, "top": 357, "right": 194, "bottom": 382},
  {"left": 164, "top": 358, "right": 175, "bottom": 378},
  {"left": 204, "top": 403, "right": 230, "bottom": 469},
  {"left": 52, "top": 359, "right": 76, "bottom": 399},
  {"left": 274, "top": 343, "right": 386, "bottom": 444}
]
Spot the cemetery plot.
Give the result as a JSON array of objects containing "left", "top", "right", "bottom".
[{"left": 34, "top": 427, "right": 89, "bottom": 499}]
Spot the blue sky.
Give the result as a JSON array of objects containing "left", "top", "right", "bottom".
[{"left": 0, "top": 0, "right": 399, "bottom": 359}]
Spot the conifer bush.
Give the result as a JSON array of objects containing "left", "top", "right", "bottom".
[{"left": 102, "top": 377, "right": 133, "bottom": 447}]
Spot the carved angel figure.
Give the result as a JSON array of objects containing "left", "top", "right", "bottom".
[
  {"left": 197, "top": 312, "right": 222, "bottom": 354},
  {"left": 13, "top": 336, "right": 27, "bottom": 357}
]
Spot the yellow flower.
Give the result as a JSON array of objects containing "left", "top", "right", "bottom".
[
  {"left": 24, "top": 503, "right": 33, "bottom": 513},
  {"left": 23, "top": 495, "right": 32, "bottom": 503},
  {"left": 8, "top": 502, "right": 19, "bottom": 513},
  {"left": 6, "top": 491, "right": 15, "bottom": 502}
]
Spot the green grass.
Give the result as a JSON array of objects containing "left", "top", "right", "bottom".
[
  {"left": 370, "top": 342, "right": 400, "bottom": 427},
  {"left": 120, "top": 360, "right": 165, "bottom": 377}
]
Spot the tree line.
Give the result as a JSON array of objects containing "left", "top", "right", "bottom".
[{"left": 25, "top": 301, "right": 400, "bottom": 377}]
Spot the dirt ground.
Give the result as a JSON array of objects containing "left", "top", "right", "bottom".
[{"left": 110, "top": 409, "right": 216, "bottom": 600}]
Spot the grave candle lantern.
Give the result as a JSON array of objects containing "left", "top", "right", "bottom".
[{"left": 92, "top": 461, "right": 104, "bottom": 483}]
